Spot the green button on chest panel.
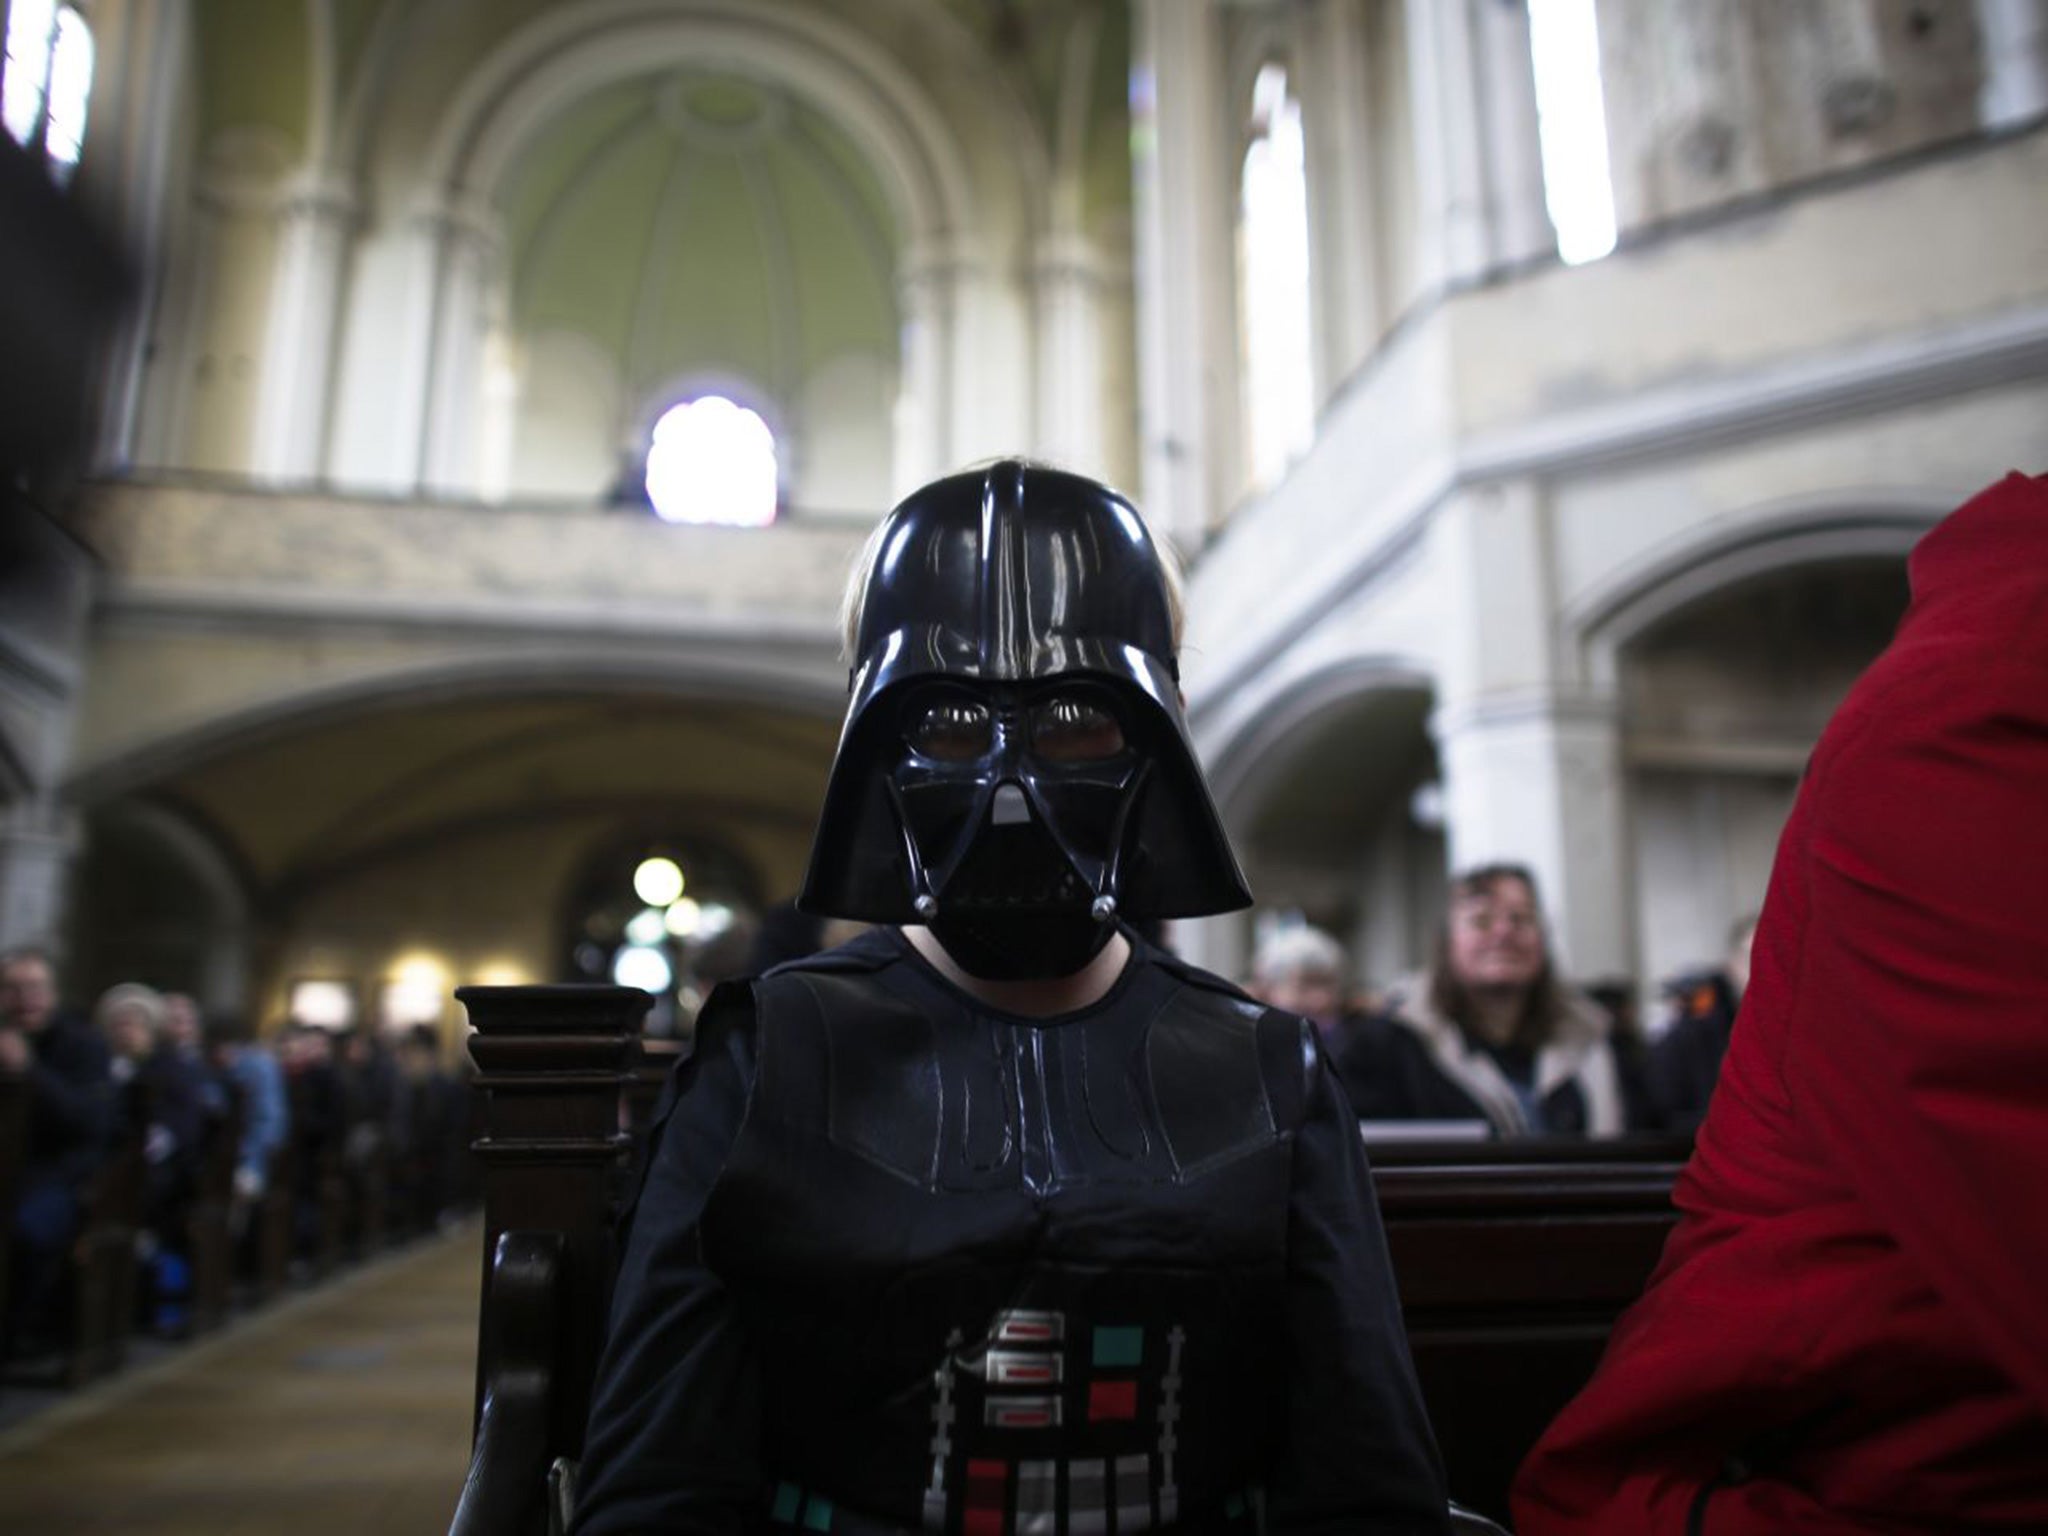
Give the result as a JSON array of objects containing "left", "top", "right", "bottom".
[{"left": 1092, "top": 1326, "right": 1144, "bottom": 1368}]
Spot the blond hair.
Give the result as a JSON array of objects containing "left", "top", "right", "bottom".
[{"left": 838, "top": 460, "right": 1185, "bottom": 661}]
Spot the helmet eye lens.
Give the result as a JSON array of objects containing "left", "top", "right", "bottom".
[
  {"left": 907, "top": 699, "right": 994, "bottom": 762},
  {"left": 1032, "top": 696, "right": 1126, "bottom": 763}
]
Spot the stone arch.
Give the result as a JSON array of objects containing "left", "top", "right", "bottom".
[
  {"left": 63, "top": 650, "right": 849, "bottom": 1019},
  {"left": 419, "top": 0, "right": 981, "bottom": 247},
  {"left": 1568, "top": 491, "right": 1941, "bottom": 1005},
  {"left": 1205, "top": 654, "right": 1439, "bottom": 820},
  {"left": 71, "top": 797, "right": 255, "bottom": 1011},
  {"left": 387, "top": 0, "right": 1020, "bottom": 494},
  {"left": 1571, "top": 490, "right": 1944, "bottom": 688},
  {"left": 63, "top": 649, "right": 846, "bottom": 808},
  {"left": 1201, "top": 656, "right": 1445, "bottom": 988}
]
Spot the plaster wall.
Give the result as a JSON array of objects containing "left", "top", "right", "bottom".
[
  {"left": 177, "top": 196, "right": 281, "bottom": 475},
  {"left": 67, "top": 481, "right": 861, "bottom": 780},
  {"left": 1183, "top": 315, "right": 1457, "bottom": 702},
  {"left": 1552, "top": 379, "right": 2048, "bottom": 643},
  {"left": 326, "top": 231, "right": 422, "bottom": 491},
  {"left": 1445, "top": 128, "right": 2048, "bottom": 437},
  {"left": 508, "top": 329, "right": 625, "bottom": 502}
]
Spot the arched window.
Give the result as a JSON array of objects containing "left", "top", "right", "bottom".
[
  {"left": 1527, "top": 0, "right": 1617, "bottom": 264},
  {"left": 643, "top": 394, "right": 780, "bottom": 527},
  {"left": 1238, "top": 61, "right": 1315, "bottom": 495},
  {"left": 4, "top": 0, "right": 94, "bottom": 185}
]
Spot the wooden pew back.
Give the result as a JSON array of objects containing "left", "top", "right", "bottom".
[
  {"left": 0, "top": 1072, "right": 25, "bottom": 1343},
  {"left": 1374, "top": 1148, "right": 1682, "bottom": 1521}
]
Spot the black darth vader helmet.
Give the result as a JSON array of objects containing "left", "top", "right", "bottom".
[{"left": 798, "top": 460, "right": 1251, "bottom": 978}]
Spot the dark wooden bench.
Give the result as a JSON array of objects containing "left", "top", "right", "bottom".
[
  {"left": 0, "top": 1072, "right": 25, "bottom": 1347},
  {"left": 185, "top": 1090, "right": 242, "bottom": 1335},
  {"left": 1370, "top": 1142, "right": 1683, "bottom": 1520},
  {"left": 446, "top": 985, "right": 1680, "bottom": 1535},
  {"left": 67, "top": 1089, "right": 148, "bottom": 1385}
]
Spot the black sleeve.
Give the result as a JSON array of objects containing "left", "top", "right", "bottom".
[
  {"left": 572, "top": 992, "right": 765, "bottom": 1536},
  {"left": 1267, "top": 1028, "right": 1450, "bottom": 1536}
]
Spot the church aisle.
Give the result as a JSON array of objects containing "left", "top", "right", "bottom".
[{"left": 0, "top": 1226, "right": 480, "bottom": 1534}]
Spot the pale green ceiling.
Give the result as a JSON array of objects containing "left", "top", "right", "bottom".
[
  {"left": 499, "top": 71, "right": 900, "bottom": 400},
  {"left": 195, "top": 0, "right": 310, "bottom": 155}
]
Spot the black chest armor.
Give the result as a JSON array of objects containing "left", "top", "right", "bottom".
[{"left": 699, "top": 932, "right": 1311, "bottom": 1534}]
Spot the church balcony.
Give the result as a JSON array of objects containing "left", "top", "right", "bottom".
[
  {"left": 1184, "top": 121, "right": 2048, "bottom": 729},
  {"left": 63, "top": 477, "right": 868, "bottom": 793}
]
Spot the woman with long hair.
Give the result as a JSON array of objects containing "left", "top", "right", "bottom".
[{"left": 1342, "top": 864, "right": 1632, "bottom": 1138}]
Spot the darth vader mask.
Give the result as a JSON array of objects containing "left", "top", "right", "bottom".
[{"left": 798, "top": 460, "right": 1251, "bottom": 980}]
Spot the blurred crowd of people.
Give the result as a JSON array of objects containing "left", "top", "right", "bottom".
[
  {"left": 1246, "top": 867, "right": 1758, "bottom": 1142},
  {"left": 0, "top": 946, "right": 475, "bottom": 1367}
]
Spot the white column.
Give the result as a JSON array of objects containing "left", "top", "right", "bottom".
[
  {"left": 894, "top": 238, "right": 965, "bottom": 493},
  {"left": 1294, "top": 0, "right": 1385, "bottom": 398},
  {"left": 1433, "top": 694, "right": 1629, "bottom": 979},
  {"left": 88, "top": 0, "right": 195, "bottom": 472},
  {"left": 1650, "top": 0, "right": 1766, "bottom": 213},
  {"left": 251, "top": 171, "right": 357, "bottom": 481},
  {"left": 1430, "top": 482, "right": 1630, "bottom": 979},
  {"left": 1809, "top": 1, "right": 1894, "bottom": 141},
  {"left": 1132, "top": 0, "right": 1238, "bottom": 546},
  {"left": 1404, "top": 0, "right": 1490, "bottom": 287},
  {"left": 1406, "top": 0, "right": 1556, "bottom": 287},
  {"left": 1173, "top": 909, "right": 1252, "bottom": 986},
  {"left": 0, "top": 802, "right": 81, "bottom": 953},
  {"left": 1471, "top": 0, "right": 1556, "bottom": 268},
  {"left": 1031, "top": 227, "right": 1107, "bottom": 476},
  {"left": 1978, "top": 0, "right": 2048, "bottom": 130},
  {"left": 419, "top": 201, "right": 501, "bottom": 498}
]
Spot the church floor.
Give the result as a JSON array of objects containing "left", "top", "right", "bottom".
[{"left": 0, "top": 1225, "right": 480, "bottom": 1534}]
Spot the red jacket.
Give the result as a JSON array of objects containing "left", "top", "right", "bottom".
[{"left": 1514, "top": 473, "right": 2048, "bottom": 1534}]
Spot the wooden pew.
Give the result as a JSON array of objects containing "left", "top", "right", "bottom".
[
  {"left": 186, "top": 1091, "right": 243, "bottom": 1336},
  {"left": 449, "top": 984, "right": 646, "bottom": 1536},
  {"left": 0, "top": 1072, "right": 25, "bottom": 1348},
  {"left": 1372, "top": 1140, "right": 1683, "bottom": 1522},
  {"left": 250, "top": 1142, "right": 295, "bottom": 1304},
  {"left": 67, "top": 1087, "right": 148, "bottom": 1385},
  {"left": 446, "top": 985, "right": 1678, "bottom": 1536}
]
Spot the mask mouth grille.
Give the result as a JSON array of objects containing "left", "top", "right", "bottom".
[{"left": 938, "top": 822, "right": 1089, "bottom": 913}]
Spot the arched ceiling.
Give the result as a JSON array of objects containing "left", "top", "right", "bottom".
[
  {"left": 128, "top": 692, "right": 841, "bottom": 901},
  {"left": 499, "top": 70, "right": 901, "bottom": 406}
]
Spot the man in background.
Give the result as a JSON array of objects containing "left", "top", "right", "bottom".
[{"left": 1, "top": 947, "right": 113, "bottom": 1353}]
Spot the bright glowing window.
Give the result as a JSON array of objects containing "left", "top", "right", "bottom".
[
  {"left": 1527, "top": 0, "right": 1617, "bottom": 265},
  {"left": 4, "top": 0, "right": 92, "bottom": 183},
  {"left": 643, "top": 396, "right": 779, "bottom": 527},
  {"left": 1239, "top": 62, "right": 1315, "bottom": 493}
]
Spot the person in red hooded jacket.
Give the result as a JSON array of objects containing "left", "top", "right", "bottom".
[{"left": 1514, "top": 471, "right": 2048, "bottom": 1535}]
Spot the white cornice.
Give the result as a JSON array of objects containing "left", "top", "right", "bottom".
[
  {"left": 92, "top": 579, "right": 842, "bottom": 655},
  {"left": 1459, "top": 301, "right": 2048, "bottom": 482}
]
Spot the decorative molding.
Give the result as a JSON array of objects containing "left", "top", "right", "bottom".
[
  {"left": 1458, "top": 301, "right": 2048, "bottom": 483},
  {"left": 1431, "top": 688, "right": 1623, "bottom": 743},
  {"left": 1623, "top": 736, "right": 1814, "bottom": 775},
  {"left": 91, "top": 579, "right": 843, "bottom": 653}
]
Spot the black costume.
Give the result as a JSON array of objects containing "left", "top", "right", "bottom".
[
  {"left": 1643, "top": 972, "right": 1739, "bottom": 1135},
  {"left": 574, "top": 464, "right": 1447, "bottom": 1534}
]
